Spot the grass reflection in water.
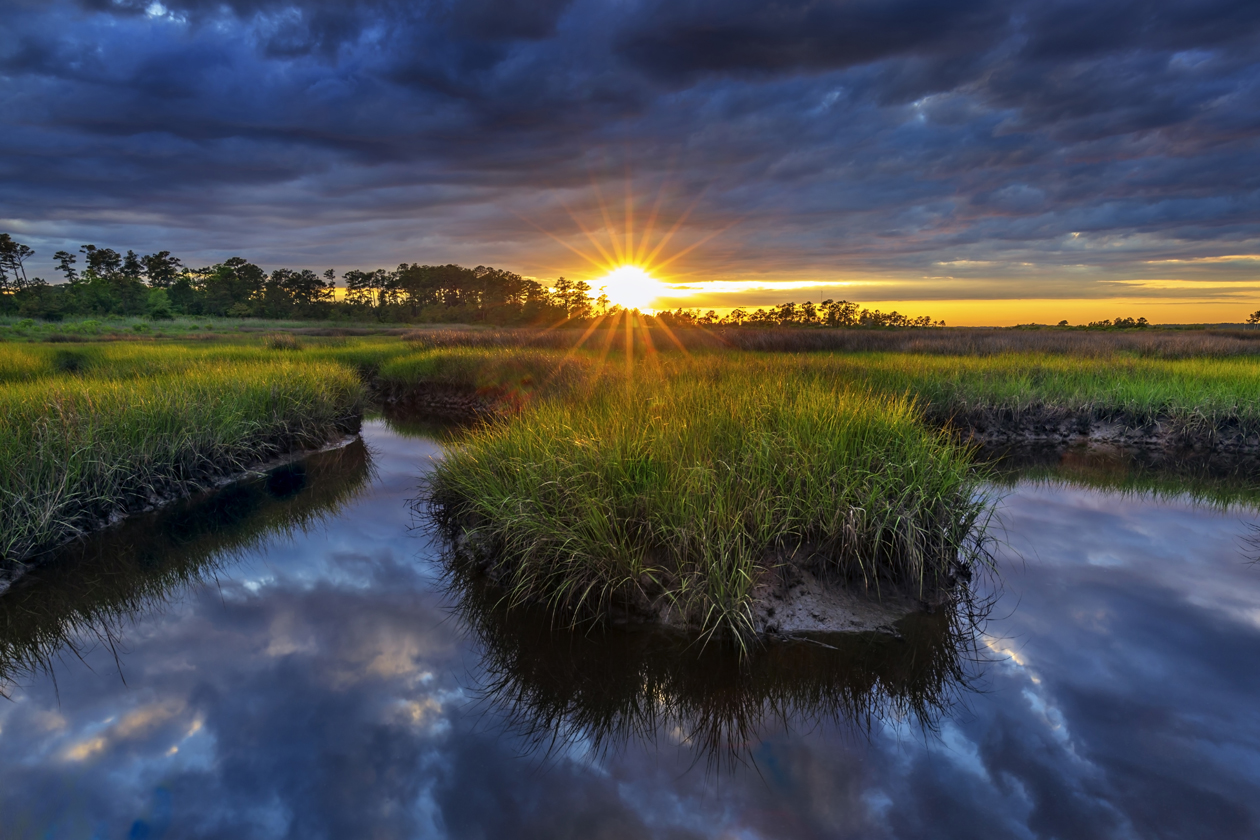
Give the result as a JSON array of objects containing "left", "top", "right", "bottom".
[
  {"left": 0, "top": 441, "right": 373, "bottom": 692},
  {"left": 983, "top": 443, "right": 1260, "bottom": 511},
  {"left": 446, "top": 566, "right": 991, "bottom": 771}
]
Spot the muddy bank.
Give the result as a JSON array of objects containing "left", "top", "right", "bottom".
[
  {"left": 372, "top": 380, "right": 512, "bottom": 422},
  {"left": 750, "top": 564, "right": 960, "bottom": 638},
  {"left": 374, "top": 379, "right": 1260, "bottom": 455},
  {"left": 0, "top": 426, "right": 362, "bottom": 596},
  {"left": 606, "top": 572, "right": 931, "bottom": 638},
  {"left": 937, "top": 406, "right": 1260, "bottom": 453},
  {"left": 633, "top": 566, "right": 955, "bottom": 638}
]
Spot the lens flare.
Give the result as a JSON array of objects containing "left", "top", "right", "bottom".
[{"left": 598, "top": 265, "right": 666, "bottom": 312}]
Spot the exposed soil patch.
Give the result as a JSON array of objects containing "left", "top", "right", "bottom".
[{"left": 751, "top": 565, "right": 938, "bottom": 637}]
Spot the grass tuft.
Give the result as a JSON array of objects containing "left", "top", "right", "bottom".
[{"left": 263, "top": 333, "right": 303, "bottom": 351}]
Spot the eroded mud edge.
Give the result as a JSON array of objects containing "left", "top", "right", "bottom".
[
  {"left": 378, "top": 381, "right": 1260, "bottom": 454},
  {"left": 0, "top": 428, "right": 362, "bottom": 597},
  {"left": 940, "top": 407, "right": 1260, "bottom": 453},
  {"left": 372, "top": 381, "right": 505, "bottom": 422}
]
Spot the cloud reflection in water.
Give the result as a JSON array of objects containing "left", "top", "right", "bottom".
[{"left": 0, "top": 422, "right": 1258, "bottom": 837}]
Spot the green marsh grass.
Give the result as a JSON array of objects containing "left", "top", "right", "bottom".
[
  {"left": 377, "top": 346, "right": 593, "bottom": 405},
  {"left": 0, "top": 315, "right": 415, "bottom": 343},
  {"left": 391, "top": 329, "right": 1260, "bottom": 442},
  {"left": 404, "top": 323, "right": 1260, "bottom": 358},
  {"left": 0, "top": 335, "right": 449, "bottom": 565},
  {"left": 0, "top": 356, "right": 363, "bottom": 564},
  {"left": 793, "top": 351, "right": 1260, "bottom": 440},
  {"left": 263, "top": 332, "right": 303, "bottom": 350},
  {"left": 429, "top": 355, "right": 991, "bottom": 646},
  {"left": 0, "top": 336, "right": 413, "bottom": 383},
  {"left": 9, "top": 325, "right": 1260, "bottom": 623},
  {"left": 709, "top": 325, "right": 1260, "bottom": 357}
]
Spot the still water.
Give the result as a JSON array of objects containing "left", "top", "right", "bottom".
[{"left": 1, "top": 420, "right": 1259, "bottom": 838}]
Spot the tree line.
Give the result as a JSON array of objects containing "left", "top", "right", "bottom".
[
  {"left": 656, "top": 300, "right": 943, "bottom": 328},
  {"left": 1081, "top": 317, "right": 1149, "bottom": 329},
  {"left": 0, "top": 235, "right": 591, "bottom": 324},
  {"left": 0, "top": 234, "right": 947, "bottom": 327}
]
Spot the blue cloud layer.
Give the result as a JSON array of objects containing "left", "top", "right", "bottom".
[{"left": 1, "top": 0, "right": 1258, "bottom": 297}]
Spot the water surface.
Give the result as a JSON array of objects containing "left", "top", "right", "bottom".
[{"left": 1, "top": 423, "right": 1258, "bottom": 838}]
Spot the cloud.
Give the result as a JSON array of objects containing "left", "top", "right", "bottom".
[
  {"left": 613, "top": 0, "right": 1011, "bottom": 83},
  {"left": 0, "top": 0, "right": 1256, "bottom": 310}
]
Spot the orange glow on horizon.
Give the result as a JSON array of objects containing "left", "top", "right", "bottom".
[
  {"left": 640, "top": 296, "right": 1260, "bottom": 327},
  {"left": 856, "top": 298, "right": 1260, "bottom": 327}
]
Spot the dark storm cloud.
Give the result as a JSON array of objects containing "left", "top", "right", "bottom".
[
  {"left": 614, "top": 0, "right": 1010, "bottom": 83},
  {"left": 1018, "top": 0, "right": 1260, "bottom": 59},
  {"left": 0, "top": 0, "right": 1258, "bottom": 294}
]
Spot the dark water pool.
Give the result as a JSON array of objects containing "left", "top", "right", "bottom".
[{"left": 1, "top": 421, "right": 1259, "bottom": 839}]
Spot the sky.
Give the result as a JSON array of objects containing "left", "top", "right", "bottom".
[{"left": 2, "top": 0, "right": 1259, "bottom": 324}]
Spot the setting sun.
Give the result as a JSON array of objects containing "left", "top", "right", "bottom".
[{"left": 597, "top": 265, "right": 666, "bottom": 312}]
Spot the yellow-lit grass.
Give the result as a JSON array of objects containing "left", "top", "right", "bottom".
[
  {"left": 0, "top": 359, "right": 363, "bottom": 563},
  {"left": 0, "top": 337, "right": 415, "bottom": 384},
  {"left": 377, "top": 347, "right": 593, "bottom": 403},
  {"left": 791, "top": 352, "right": 1260, "bottom": 439}
]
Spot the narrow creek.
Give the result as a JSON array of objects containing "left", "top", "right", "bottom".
[{"left": 1, "top": 417, "right": 1258, "bottom": 838}]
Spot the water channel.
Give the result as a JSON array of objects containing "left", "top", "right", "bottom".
[{"left": 1, "top": 418, "right": 1258, "bottom": 838}]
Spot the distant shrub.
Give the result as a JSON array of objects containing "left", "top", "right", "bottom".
[
  {"left": 264, "top": 333, "right": 303, "bottom": 351},
  {"left": 52, "top": 349, "right": 92, "bottom": 373},
  {"left": 403, "top": 328, "right": 599, "bottom": 351},
  {"left": 16, "top": 318, "right": 35, "bottom": 329},
  {"left": 146, "top": 288, "right": 174, "bottom": 320}
]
